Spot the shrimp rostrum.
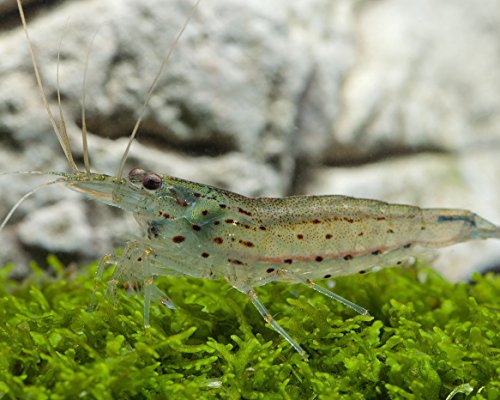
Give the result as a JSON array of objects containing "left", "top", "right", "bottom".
[{"left": 8, "top": 0, "right": 500, "bottom": 357}]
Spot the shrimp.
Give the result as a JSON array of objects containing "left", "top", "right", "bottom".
[{"left": 5, "top": 0, "right": 500, "bottom": 357}]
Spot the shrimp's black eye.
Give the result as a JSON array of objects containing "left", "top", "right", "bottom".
[{"left": 142, "top": 173, "right": 163, "bottom": 190}]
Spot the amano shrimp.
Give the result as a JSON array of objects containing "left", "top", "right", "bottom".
[{"left": 4, "top": 0, "right": 500, "bottom": 357}]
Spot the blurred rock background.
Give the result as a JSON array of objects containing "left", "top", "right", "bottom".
[{"left": 0, "top": 0, "right": 499, "bottom": 281}]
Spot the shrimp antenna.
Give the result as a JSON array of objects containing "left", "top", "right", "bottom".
[
  {"left": 55, "top": 20, "right": 76, "bottom": 173},
  {"left": 0, "top": 171, "right": 64, "bottom": 178},
  {"left": 116, "top": 0, "right": 202, "bottom": 179},
  {"left": 0, "top": 178, "right": 66, "bottom": 232},
  {"left": 16, "top": 0, "right": 79, "bottom": 173},
  {"left": 81, "top": 29, "right": 101, "bottom": 176}
]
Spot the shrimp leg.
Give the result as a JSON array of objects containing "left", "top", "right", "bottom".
[
  {"left": 89, "top": 242, "right": 176, "bottom": 326},
  {"left": 301, "top": 277, "right": 369, "bottom": 316},
  {"left": 88, "top": 253, "right": 117, "bottom": 313},
  {"left": 246, "top": 289, "right": 307, "bottom": 358}
]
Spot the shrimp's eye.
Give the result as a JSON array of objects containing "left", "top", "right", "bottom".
[
  {"left": 142, "top": 173, "right": 163, "bottom": 190},
  {"left": 128, "top": 167, "right": 146, "bottom": 177},
  {"left": 128, "top": 168, "right": 146, "bottom": 182}
]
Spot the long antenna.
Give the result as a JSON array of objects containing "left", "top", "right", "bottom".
[
  {"left": 16, "top": 0, "right": 79, "bottom": 173},
  {"left": 0, "top": 178, "right": 65, "bottom": 232},
  {"left": 81, "top": 30, "right": 101, "bottom": 176},
  {"left": 116, "top": 0, "right": 202, "bottom": 179}
]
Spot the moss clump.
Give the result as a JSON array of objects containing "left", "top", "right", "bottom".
[{"left": 0, "top": 257, "right": 498, "bottom": 399}]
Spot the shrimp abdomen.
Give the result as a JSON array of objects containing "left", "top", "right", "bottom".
[{"left": 233, "top": 196, "right": 500, "bottom": 271}]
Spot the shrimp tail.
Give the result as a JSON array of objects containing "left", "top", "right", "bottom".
[
  {"left": 454, "top": 213, "right": 500, "bottom": 240},
  {"left": 473, "top": 217, "right": 500, "bottom": 240},
  {"left": 427, "top": 210, "right": 500, "bottom": 246}
]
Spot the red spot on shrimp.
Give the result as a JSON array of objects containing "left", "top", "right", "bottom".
[
  {"left": 201, "top": 252, "right": 209, "bottom": 258},
  {"left": 297, "top": 234, "right": 304, "bottom": 240},
  {"left": 213, "top": 237, "right": 223, "bottom": 244},
  {"left": 344, "top": 218, "right": 354, "bottom": 223},
  {"left": 325, "top": 233, "right": 333, "bottom": 239},
  {"left": 344, "top": 254, "right": 353, "bottom": 260},
  {"left": 284, "top": 259, "right": 293, "bottom": 264},
  {"left": 238, "top": 207, "right": 252, "bottom": 216},
  {"left": 202, "top": 210, "right": 208, "bottom": 216},
  {"left": 172, "top": 236, "right": 185, "bottom": 243},
  {"left": 239, "top": 240, "right": 255, "bottom": 248},
  {"left": 312, "top": 219, "right": 321, "bottom": 224},
  {"left": 169, "top": 190, "right": 188, "bottom": 208},
  {"left": 266, "top": 268, "right": 275, "bottom": 273},
  {"left": 324, "top": 274, "right": 331, "bottom": 279},
  {"left": 371, "top": 250, "right": 382, "bottom": 255},
  {"left": 315, "top": 256, "right": 323, "bottom": 262},
  {"left": 192, "top": 224, "right": 201, "bottom": 231},
  {"left": 259, "top": 226, "right": 267, "bottom": 231}
]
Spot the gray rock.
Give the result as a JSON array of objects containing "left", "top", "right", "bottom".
[{"left": 18, "top": 199, "right": 94, "bottom": 254}]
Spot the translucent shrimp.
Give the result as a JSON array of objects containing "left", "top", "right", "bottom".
[
  {"left": 18, "top": 167, "right": 500, "bottom": 356},
  {"left": 6, "top": 0, "right": 500, "bottom": 357}
]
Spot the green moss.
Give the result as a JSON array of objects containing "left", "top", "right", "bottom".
[{"left": 0, "top": 258, "right": 498, "bottom": 399}]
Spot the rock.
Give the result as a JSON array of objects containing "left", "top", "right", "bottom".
[{"left": 18, "top": 199, "right": 94, "bottom": 254}]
